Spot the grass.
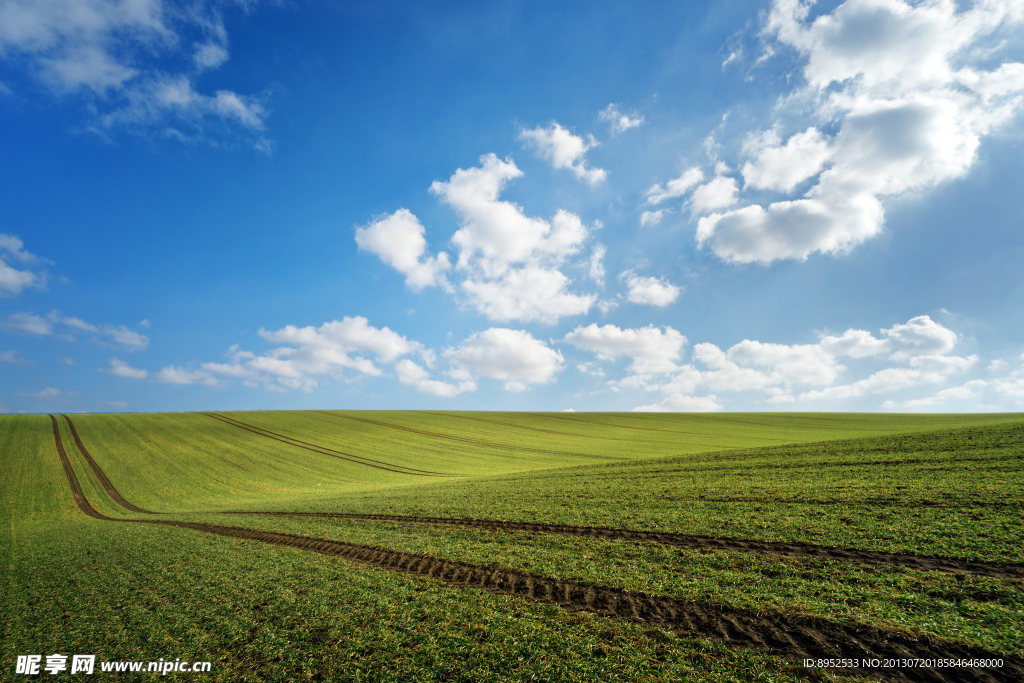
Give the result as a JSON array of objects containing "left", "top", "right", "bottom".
[{"left": 2, "top": 411, "right": 1023, "bottom": 681}]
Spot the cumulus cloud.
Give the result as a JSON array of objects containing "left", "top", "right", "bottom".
[
  {"left": 620, "top": 271, "right": 682, "bottom": 307},
  {"left": 644, "top": 167, "right": 704, "bottom": 205},
  {"left": 355, "top": 209, "right": 452, "bottom": 291},
  {"left": 691, "top": 0, "right": 1024, "bottom": 263},
  {"left": 519, "top": 122, "right": 607, "bottom": 185},
  {"left": 884, "top": 379, "right": 989, "bottom": 410},
  {"left": 689, "top": 175, "right": 739, "bottom": 212},
  {"left": 1, "top": 310, "right": 149, "bottom": 350},
  {"left": 639, "top": 209, "right": 670, "bottom": 227},
  {"left": 194, "top": 316, "right": 435, "bottom": 392},
  {"left": 445, "top": 328, "right": 563, "bottom": 392},
  {"left": 741, "top": 127, "right": 832, "bottom": 192},
  {"left": 0, "top": 233, "right": 47, "bottom": 296},
  {"left": 598, "top": 103, "right": 644, "bottom": 134},
  {"left": 156, "top": 365, "right": 216, "bottom": 386},
  {"left": 428, "top": 154, "right": 598, "bottom": 323},
  {"left": 564, "top": 323, "right": 686, "bottom": 375},
  {"left": 359, "top": 155, "right": 601, "bottom": 324},
  {"left": 584, "top": 313, "right": 975, "bottom": 411},
  {"left": 99, "top": 357, "right": 147, "bottom": 379},
  {"left": 633, "top": 393, "right": 723, "bottom": 412},
  {"left": 0, "top": 0, "right": 269, "bottom": 147},
  {"left": 395, "top": 359, "right": 475, "bottom": 397}
]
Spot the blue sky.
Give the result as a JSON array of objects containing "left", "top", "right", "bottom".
[{"left": 2, "top": 0, "right": 1024, "bottom": 414}]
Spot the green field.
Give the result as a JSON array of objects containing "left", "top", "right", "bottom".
[{"left": 2, "top": 411, "right": 1023, "bottom": 682}]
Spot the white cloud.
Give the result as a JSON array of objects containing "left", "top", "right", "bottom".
[
  {"left": 887, "top": 379, "right": 989, "bottom": 410},
  {"left": 395, "top": 359, "right": 475, "bottom": 397},
  {"left": 564, "top": 323, "right": 686, "bottom": 375},
  {"left": 1, "top": 312, "right": 52, "bottom": 336},
  {"left": 0, "top": 233, "right": 46, "bottom": 296},
  {"left": 633, "top": 393, "right": 723, "bottom": 412},
  {"left": 690, "top": 176, "right": 739, "bottom": 212},
  {"left": 445, "top": 328, "right": 563, "bottom": 392},
  {"left": 882, "top": 315, "right": 959, "bottom": 359},
  {"left": 156, "top": 365, "right": 216, "bottom": 386},
  {"left": 695, "top": 0, "right": 1024, "bottom": 263},
  {"left": 0, "top": 349, "right": 31, "bottom": 365},
  {"left": 592, "top": 313, "right": 975, "bottom": 411},
  {"left": 15, "top": 386, "right": 73, "bottom": 401},
  {"left": 198, "top": 316, "right": 428, "bottom": 392},
  {"left": 621, "top": 271, "right": 681, "bottom": 307},
  {"left": 459, "top": 265, "right": 596, "bottom": 324},
  {"left": 598, "top": 103, "right": 644, "bottom": 134},
  {"left": 355, "top": 209, "right": 452, "bottom": 291},
  {"left": 427, "top": 154, "right": 598, "bottom": 324},
  {"left": 576, "top": 361, "right": 605, "bottom": 377},
  {"left": 639, "top": 209, "right": 670, "bottom": 227},
  {"left": 0, "top": 310, "right": 149, "bottom": 350},
  {"left": 99, "top": 357, "right": 147, "bottom": 379},
  {"left": 588, "top": 243, "right": 606, "bottom": 285},
  {"left": 819, "top": 328, "right": 891, "bottom": 358},
  {"left": 0, "top": 0, "right": 269, "bottom": 146},
  {"left": 741, "top": 127, "right": 832, "bottom": 192},
  {"left": 194, "top": 41, "right": 228, "bottom": 70},
  {"left": 519, "top": 122, "right": 607, "bottom": 185},
  {"left": 644, "top": 167, "right": 704, "bottom": 205}
]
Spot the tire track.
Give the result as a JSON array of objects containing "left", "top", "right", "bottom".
[
  {"left": 312, "top": 411, "right": 622, "bottom": 459},
  {"left": 60, "top": 414, "right": 161, "bottom": 514},
  {"left": 202, "top": 412, "right": 453, "bottom": 477},
  {"left": 222, "top": 511, "right": 1024, "bottom": 579},
  {"left": 46, "top": 416, "right": 1024, "bottom": 683}
]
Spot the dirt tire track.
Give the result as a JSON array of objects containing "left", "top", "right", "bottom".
[
  {"left": 202, "top": 412, "right": 452, "bottom": 476},
  {"left": 223, "top": 511, "right": 1024, "bottom": 579},
  {"left": 46, "top": 416, "right": 1023, "bottom": 682},
  {"left": 313, "top": 411, "right": 621, "bottom": 459},
  {"left": 60, "top": 414, "right": 161, "bottom": 514}
]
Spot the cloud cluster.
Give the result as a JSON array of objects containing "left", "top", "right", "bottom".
[
  {"left": 0, "top": 233, "right": 47, "bottom": 296},
  {"left": 564, "top": 323, "right": 685, "bottom": 375},
  {"left": 598, "top": 103, "right": 644, "bottom": 135},
  {"left": 103, "top": 316, "right": 565, "bottom": 398},
  {"left": 445, "top": 328, "right": 563, "bottom": 392},
  {"left": 650, "top": 0, "right": 1024, "bottom": 264},
  {"left": 2, "top": 310, "right": 148, "bottom": 350},
  {"left": 0, "top": 0, "right": 269, "bottom": 146},
  {"left": 884, "top": 351, "right": 1024, "bottom": 410},
  {"left": 355, "top": 209, "right": 452, "bottom": 291},
  {"left": 620, "top": 271, "right": 681, "bottom": 307},
  {"left": 519, "top": 122, "right": 607, "bottom": 185},
  {"left": 565, "top": 314, "right": 976, "bottom": 411},
  {"left": 360, "top": 154, "right": 599, "bottom": 324}
]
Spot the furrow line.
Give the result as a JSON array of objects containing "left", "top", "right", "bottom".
[
  {"left": 223, "top": 511, "right": 1024, "bottom": 579},
  {"left": 201, "top": 412, "right": 451, "bottom": 476},
  {"left": 313, "top": 411, "right": 618, "bottom": 459}
]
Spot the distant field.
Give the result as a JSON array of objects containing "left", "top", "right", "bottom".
[{"left": 2, "top": 411, "right": 1022, "bottom": 682}]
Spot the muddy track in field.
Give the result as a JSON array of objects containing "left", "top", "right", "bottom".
[
  {"left": 202, "top": 412, "right": 453, "bottom": 477},
  {"left": 46, "top": 416, "right": 1024, "bottom": 683},
  {"left": 312, "top": 411, "right": 622, "bottom": 459},
  {"left": 60, "top": 414, "right": 161, "bottom": 514},
  {"left": 224, "top": 511, "right": 1024, "bottom": 579}
]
